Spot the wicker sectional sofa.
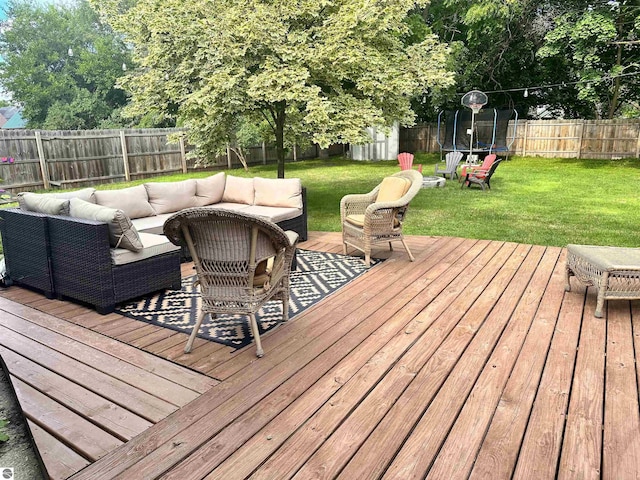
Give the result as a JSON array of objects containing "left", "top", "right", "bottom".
[{"left": 0, "top": 173, "right": 307, "bottom": 314}]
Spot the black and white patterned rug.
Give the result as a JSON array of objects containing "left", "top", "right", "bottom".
[{"left": 115, "top": 249, "right": 382, "bottom": 349}]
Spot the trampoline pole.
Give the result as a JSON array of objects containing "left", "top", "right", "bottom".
[{"left": 469, "top": 111, "right": 475, "bottom": 163}]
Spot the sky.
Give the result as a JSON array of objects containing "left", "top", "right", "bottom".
[{"left": 0, "top": 0, "right": 6, "bottom": 21}]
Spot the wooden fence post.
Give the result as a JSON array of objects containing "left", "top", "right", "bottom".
[
  {"left": 179, "top": 136, "right": 188, "bottom": 173},
  {"left": 576, "top": 120, "right": 585, "bottom": 159},
  {"left": 34, "top": 131, "right": 50, "bottom": 190},
  {"left": 635, "top": 124, "right": 640, "bottom": 158},
  {"left": 521, "top": 121, "right": 529, "bottom": 157},
  {"left": 119, "top": 130, "right": 131, "bottom": 182},
  {"left": 262, "top": 142, "right": 267, "bottom": 165}
]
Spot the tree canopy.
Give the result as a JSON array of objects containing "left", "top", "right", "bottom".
[
  {"left": 0, "top": 0, "right": 132, "bottom": 129},
  {"left": 92, "top": 0, "right": 455, "bottom": 176}
]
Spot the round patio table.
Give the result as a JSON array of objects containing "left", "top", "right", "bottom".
[{"left": 421, "top": 176, "right": 446, "bottom": 188}]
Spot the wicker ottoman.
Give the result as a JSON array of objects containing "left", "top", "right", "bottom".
[{"left": 565, "top": 244, "right": 640, "bottom": 318}]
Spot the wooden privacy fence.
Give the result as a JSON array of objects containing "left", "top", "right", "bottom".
[
  {"left": 0, "top": 128, "right": 321, "bottom": 194},
  {"left": 400, "top": 118, "right": 640, "bottom": 159}
]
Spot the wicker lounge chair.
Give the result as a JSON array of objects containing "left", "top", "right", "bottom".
[
  {"left": 434, "top": 151, "right": 463, "bottom": 179},
  {"left": 565, "top": 244, "right": 640, "bottom": 318},
  {"left": 164, "top": 208, "right": 299, "bottom": 357},
  {"left": 341, "top": 170, "right": 423, "bottom": 266}
]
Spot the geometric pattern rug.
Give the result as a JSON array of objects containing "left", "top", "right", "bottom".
[{"left": 115, "top": 249, "right": 383, "bottom": 350}]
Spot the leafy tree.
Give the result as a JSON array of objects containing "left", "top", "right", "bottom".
[
  {"left": 93, "top": 0, "right": 454, "bottom": 177},
  {"left": 537, "top": 0, "right": 640, "bottom": 119},
  {"left": 0, "top": 0, "right": 132, "bottom": 129}
]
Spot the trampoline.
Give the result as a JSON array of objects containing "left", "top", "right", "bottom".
[{"left": 436, "top": 109, "right": 518, "bottom": 160}]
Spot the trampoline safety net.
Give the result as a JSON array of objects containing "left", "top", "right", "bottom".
[{"left": 437, "top": 109, "right": 518, "bottom": 154}]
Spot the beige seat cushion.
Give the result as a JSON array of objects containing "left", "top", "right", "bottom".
[
  {"left": 110, "top": 232, "right": 180, "bottom": 265},
  {"left": 131, "top": 213, "right": 175, "bottom": 235},
  {"left": 94, "top": 185, "right": 156, "bottom": 219},
  {"left": 195, "top": 172, "right": 226, "bottom": 206},
  {"left": 568, "top": 244, "right": 640, "bottom": 271},
  {"left": 70, "top": 198, "right": 143, "bottom": 252},
  {"left": 254, "top": 177, "right": 302, "bottom": 209},
  {"left": 222, "top": 176, "right": 255, "bottom": 205},
  {"left": 376, "top": 177, "right": 411, "bottom": 202},
  {"left": 242, "top": 205, "right": 302, "bottom": 223},
  {"left": 145, "top": 179, "right": 198, "bottom": 214},
  {"left": 345, "top": 214, "right": 365, "bottom": 227}
]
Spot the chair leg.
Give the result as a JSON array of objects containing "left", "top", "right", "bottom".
[
  {"left": 282, "top": 296, "right": 290, "bottom": 322},
  {"left": 248, "top": 313, "right": 264, "bottom": 357},
  {"left": 364, "top": 252, "right": 371, "bottom": 267},
  {"left": 594, "top": 272, "right": 609, "bottom": 318},
  {"left": 185, "top": 311, "right": 207, "bottom": 353},
  {"left": 565, "top": 266, "right": 572, "bottom": 292},
  {"left": 389, "top": 241, "right": 394, "bottom": 252},
  {"left": 400, "top": 238, "right": 415, "bottom": 262}
]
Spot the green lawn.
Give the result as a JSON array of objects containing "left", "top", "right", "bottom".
[{"left": 6, "top": 154, "right": 640, "bottom": 248}]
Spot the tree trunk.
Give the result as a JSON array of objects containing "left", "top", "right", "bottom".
[
  {"left": 275, "top": 101, "right": 286, "bottom": 178},
  {"left": 608, "top": 43, "right": 622, "bottom": 119}
]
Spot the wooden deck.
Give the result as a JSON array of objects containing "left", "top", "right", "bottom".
[{"left": 1, "top": 232, "right": 639, "bottom": 479}]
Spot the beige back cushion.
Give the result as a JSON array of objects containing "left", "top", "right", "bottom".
[
  {"left": 69, "top": 198, "right": 143, "bottom": 252},
  {"left": 195, "top": 172, "right": 226, "bottom": 206},
  {"left": 18, "top": 187, "right": 96, "bottom": 214},
  {"left": 376, "top": 177, "right": 411, "bottom": 203},
  {"left": 94, "top": 185, "right": 155, "bottom": 219},
  {"left": 144, "top": 179, "right": 198, "bottom": 214},
  {"left": 254, "top": 177, "right": 303, "bottom": 209},
  {"left": 22, "top": 194, "right": 69, "bottom": 215},
  {"left": 222, "top": 175, "right": 255, "bottom": 205}
]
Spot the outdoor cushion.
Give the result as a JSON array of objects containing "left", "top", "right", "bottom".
[
  {"left": 94, "top": 185, "right": 156, "bottom": 219},
  {"left": 254, "top": 177, "right": 303, "bottom": 209},
  {"left": 242, "top": 205, "right": 302, "bottom": 223},
  {"left": 145, "top": 179, "right": 198, "bottom": 214},
  {"left": 22, "top": 194, "right": 69, "bottom": 215},
  {"left": 131, "top": 213, "right": 175, "bottom": 235},
  {"left": 376, "top": 177, "right": 411, "bottom": 202},
  {"left": 567, "top": 244, "right": 640, "bottom": 270},
  {"left": 195, "top": 172, "right": 226, "bottom": 206},
  {"left": 110, "top": 232, "right": 180, "bottom": 265},
  {"left": 222, "top": 175, "right": 255, "bottom": 205},
  {"left": 212, "top": 202, "right": 253, "bottom": 212},
  {"left": 345, "top": 214, "right": 365, "bottom": 227},
  {"left": 18, "top": 187, "right": 96, "bottom": 214},
  {"left": 70, "top": 198, "right": 143, "bottom": 252}
]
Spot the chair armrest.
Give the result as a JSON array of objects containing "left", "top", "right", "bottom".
[{"left": 341, "top": 192, "right": 377, "bottom": 218}]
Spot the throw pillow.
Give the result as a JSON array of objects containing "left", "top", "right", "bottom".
[
  {"left": 222, "top": 175, "right": 255, "bottom": 205},
  {"left": 69, "top": 198, "right": 144, "bottom": 252},
  {"left": 195, "top": 172, "right": 226, "bottom": 206},
  {"left": 376, "top": 177, "right": 411, "bottom": 202},
  {"left": 144, "top": 179, "right": 198, "bottom": 214},
  {"left": 21, "top": 194, "right": 69, "bottom": 215},
  {"left": 254, "top": 177, "right": 303, "bottom": 209},
  {"left": 94, "top": 185, "right": 155, "bottom": 219}
]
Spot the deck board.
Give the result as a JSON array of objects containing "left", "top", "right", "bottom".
[{"left": 0, "top": 232, "right": 638, "bottom": 479}]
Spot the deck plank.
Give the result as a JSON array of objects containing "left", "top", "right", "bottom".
[
  {"left": 28, "top": 420, "right": 91, "bottom": 480},
  {"left": 602, "top": 302, "right": 640, "bottom": 479},
  {"left": 558, "top": 288, "right": 606, "bottom": 480}
]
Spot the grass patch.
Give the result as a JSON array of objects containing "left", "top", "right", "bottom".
[{"left": 4, "top": 154, "right": 640, "bottom": 248}]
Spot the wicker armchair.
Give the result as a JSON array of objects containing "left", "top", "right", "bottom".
[
  {"left": 163, "top": 208, "right": 299, "bottom": 357},
  {"left": 340, "top": 170, "right": 423, "bottom": 266}
]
